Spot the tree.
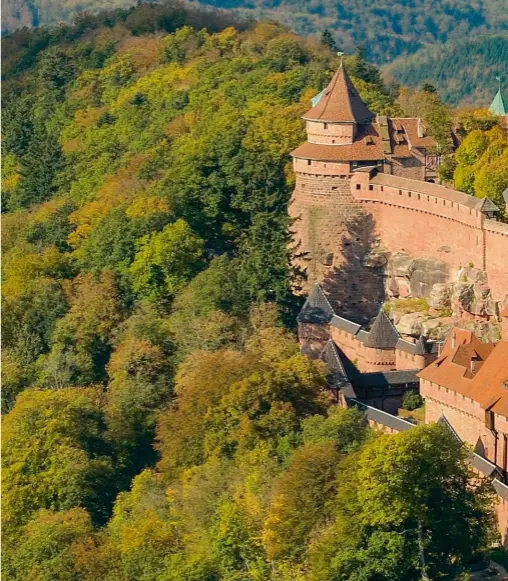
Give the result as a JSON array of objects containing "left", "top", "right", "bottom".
[
  {"left": 321, "top": 29, "right": 338, "bottom": 52},
  {"left": 263, "top": 442, "right": 341, "bottom": 560},
  {"left": 37, "top": 270, "right": 123, "bottom": 386},
  {"left": 14, "top": 125, "right": 64, "bottom": 210},
  {"left": 4, "top": 508, "right": 94, "bottom": 581},
  {"left": 401, "top": 390, "right": 423, "bottom": 411},
  {"left": 2, "top": 389, "right": 116, "bottom": 535},
  {"left": 301, "top": 405, "right": 369, "bottom": 452},
  {"left": 356, "top": 424, "right": 496, "bottom": 579},
  {"left": 130, "top": 219, "right": 204, "bottom": 301}
]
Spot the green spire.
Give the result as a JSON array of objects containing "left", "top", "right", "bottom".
[{"left": 489, "top": 86, "right": 507, "bottom": 116}]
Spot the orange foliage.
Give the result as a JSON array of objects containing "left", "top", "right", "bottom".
[{"left": 68, "top": 156, "right": 147, "bottom": 249}]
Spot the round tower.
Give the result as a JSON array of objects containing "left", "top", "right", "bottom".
[{"left": 289, "top": 64, "right": 385, "bottom": 320}]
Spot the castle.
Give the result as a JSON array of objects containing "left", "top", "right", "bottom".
[
  {"left": 289, "top": 63, "right": 508, "bottom": 323},
  {"left": 291, "top": 64, "right": 508, "bottom": 541}
]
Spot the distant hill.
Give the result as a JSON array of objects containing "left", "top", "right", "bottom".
[
  {"left": 3, "top": 0, "right": 508, "bottom": 68},
  {"left": 384, "top": 34, "right": 508, "bottom": 107}
]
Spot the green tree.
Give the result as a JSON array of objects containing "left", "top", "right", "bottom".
[
  {"left": 2, "top": 389, "right": 116, "bottom": 535},
  {"left": 4, "top": 508, "right": 94, "bottom": 581},
  {"left": 130, "top": 219, "right": 204, "bottom": 301}
]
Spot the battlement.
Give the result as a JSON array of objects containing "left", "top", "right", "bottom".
[{"left": 347, "top": 170, "right": 508, "bottom": 301}]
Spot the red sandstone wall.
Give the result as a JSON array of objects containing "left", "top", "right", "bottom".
[
  {"left": 422, "top": 380, "right": 508, "bottom": 471},
  {"left": 485, "top": 223, "right": 508, "bottom": 301},
  {"left": 289, "top": 171, "right": 362, "bottom": 289},
  {"left": 350, "top": 176, "right": 508, "bottom": 302},
  {"left": 395, "top": 350, "right": 426, "bottom": 370},
  {"left": 352, "top": 181, "right": 485, "bottom": 274}
]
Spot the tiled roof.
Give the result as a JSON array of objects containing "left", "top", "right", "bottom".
[
  {"left": 330, "top": 314, "right": 361, "bottom": 335},
  {"left": 355, "top": 369, "right": 419, "bottom": 388},
  {"left": 324, "top": 340, "right": 348, "bottom": 379},
  {"left": 395, "top": 118, "right": 437, "bottom": 149},
  {"left": 297, "top": 283, "right": 335, "bottom": 323},
  {"left": 470, "top": 453, "right": 500, "bottom": 477},
  {"left": 303, "top": 64, "right": 374, "bottom": 123},
  {"left": 363, "top": 310, "right": 400, "bottom": 349},
  {"left": 349, "top": 400, "right": 415, "bottom": 431},
  {"left": 489, "top": 88, "right": 507, "bottom": 117},
  {"left": 396, "top": 336, "right": 428, "bottom": 355},
  {"left": 290, "top": 124, "right": 384, "bottom": 162},
  {"left": 493, "top": 478, "right": 508, "bottom": 501},
  {"left": 478, "top": 196, "right": 500, "bottom": 213},
  {"left": 356, "top": 329, "right": 370, "bottom": 343},
  {"left": 418, "top": 329, "right": 508, "bottom": 417}
]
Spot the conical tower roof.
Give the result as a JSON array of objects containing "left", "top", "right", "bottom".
[
  {"left": 489, "top": 88, "right": 507, "bottom": 116},
  {"left": 363, "top": 310, "right": 400, "bottom": 349},
  {"left": 303, "top": 63, "right": 374, "bottom": 123}
]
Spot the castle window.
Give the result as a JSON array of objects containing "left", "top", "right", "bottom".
[
  {"left": 324, "top": 123, "right": 328, "bottom": 130},
  {"left": 356, "top": 184, "right": 361, "bottom": 190},
  {"left": 307, "top": 160, "right": 311, "bottom": 166},
  {"left": 399, "top": 190, "right": 402, "bottom": 195},
  {"left": 485, "top": 410, "right": 495, "bottom": 431},
  {"left": 381, "top": 186, "right": 384, "bottom": 192},
  {"left": 408, "top": 192, "right": 412, "bottom": 197},
  {"left": 369, "top": 185, "right": 374, "bottom": 191}
]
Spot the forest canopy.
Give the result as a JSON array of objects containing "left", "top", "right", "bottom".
[{"left": 1, "top": 6, "right": 505, "bottom": 579}]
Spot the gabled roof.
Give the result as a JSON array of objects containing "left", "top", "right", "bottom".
[
  {"left": 297, "top": 283, "right": 335, "bottom": 323},
  {"left": 489, "top": 88, "right": 507, "bottom": 116},
  {"left": 363, "top": 310, "right": 400, "bottom": 349},
  {"left": 302, "top": 63, "right": 374, "bottom": 123}
]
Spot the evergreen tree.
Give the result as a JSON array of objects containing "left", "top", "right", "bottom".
[{"left": 321, "top": 29, "right": 338, "bottom": 52}]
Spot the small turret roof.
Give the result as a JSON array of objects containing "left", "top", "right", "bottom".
[
  {"left": 489, "top": 88, "right": 507, "bottom": 117},
  {"left": 478, "top": 196, "right": 499, "bottom": 213},
  {"left": 297, "top": 283, "right": 335, "bottom": 323},
  {"left": 363, "top": 310, "right": 400, "bottom": 349},
  {"left": 303, "top": 63, "right": 374, "bottom": 123}
]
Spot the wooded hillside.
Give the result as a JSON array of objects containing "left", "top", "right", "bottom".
[{"left": 1, "top": 7, "right": 505, "bottom": 578}]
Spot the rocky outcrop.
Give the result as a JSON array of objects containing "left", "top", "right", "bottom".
[
  {"left": 383, "top": 252, "right": 506, "bottom": 343},
  {"left": 396, "top": 312, "right": 428, "bottom": 336},
  {"left": 429, "top": 284, "right": 451, "bottom": 311}
]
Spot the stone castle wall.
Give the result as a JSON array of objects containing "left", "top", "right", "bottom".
[
  {"left": 350, "top": 172, "right": 508, "bottom": 303},
  {"left": 289, "top": 171, "right": 361, "bottom": 282}
]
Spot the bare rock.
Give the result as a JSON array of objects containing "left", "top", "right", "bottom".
[
  {"left": 409, "top": 258, "right": 448, "bottom": 298},
  {"left": 459, "top": 267, "right": 488, "bottom": 285},
  {"left": 421, "top": 319, "right": 441, "bottom": 337},
  {"left": 429, "top": 283, "right": 452, "bottom": 310},
  {"left": 396, "top": 312, "right": 429, "bottom": 336},
  {"left": 389, "top": 252, "right": 414, "bottom": 278},
  {"left": 451, "top": 282, "right": 474, "bottom": 314}
]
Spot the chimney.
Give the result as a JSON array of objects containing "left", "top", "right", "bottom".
[
  {"left": 470, "top": 357, "right": 480, "bottom": 375},
  {"left": 451, "top": 332, "right": 456, "bottom": 350},
  {"left": 417, "top": 118, "right": 424, "bottom": 138}
]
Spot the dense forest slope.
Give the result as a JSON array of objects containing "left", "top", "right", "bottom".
[
  {"left": 1, "top": 5, "right": 505, "bottom": 579},
  {"left": 386, "top": 34, "right": 508, "bottom": 106}
]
